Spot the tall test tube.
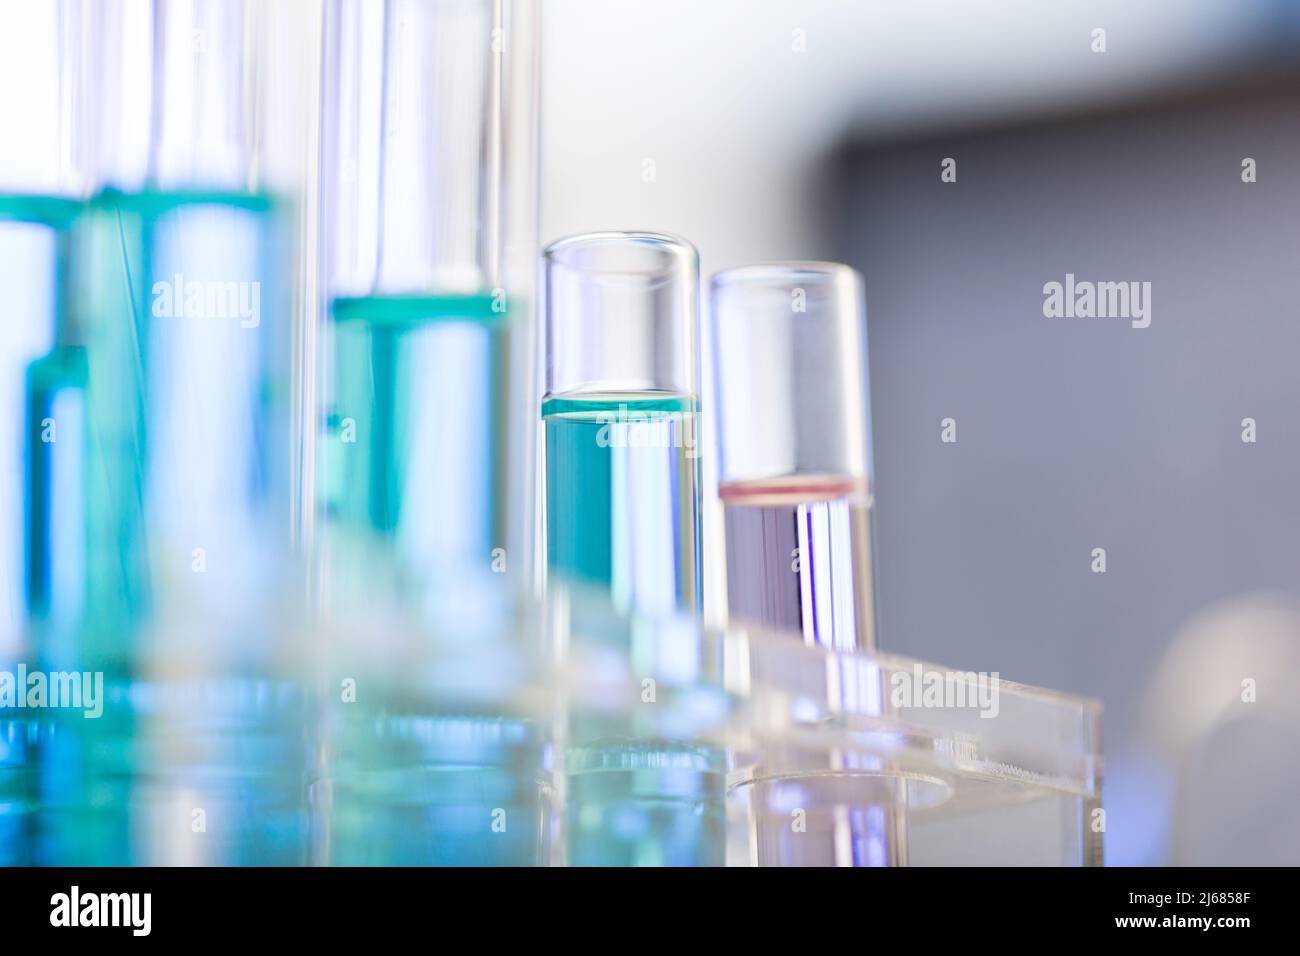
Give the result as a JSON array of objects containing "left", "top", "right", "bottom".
[
  {"left": 312, "top": 0, "right": 546, "bottom": 866},
  {"left": 712, "top": 263, "right": 908, "bottom": 865},
  {"left": 318, "top": 0, "right": 539, "bottom": 602},
  {"left": 711, "top": 263, "right": 877, "bottom": 652},
  {"left": 543, "top": 234, "right": 723, "bottom": 864},
  {"left": 29, "top": 0, "right": 294, "bottom": 664},
  {"left": 542, "top": 232, "right": 702, "bottom": 615},
  {"left": 25, "top": 0, "right": 304, "bottom": 865}
]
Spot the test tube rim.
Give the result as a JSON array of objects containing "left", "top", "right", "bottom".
[
  {"left": 709, "top": 260, "right": 863, "bottom": 295},
  {"left": 543, "top": 229, "right": 698, "bottom": 281}
]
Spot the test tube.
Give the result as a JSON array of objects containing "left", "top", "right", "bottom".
[
  {"left": 712, "top": 263, "right": 907, "bottom": 865},
  {"left": 710, "top": 263, "right": 877, "bottom": 652},
  {"left": 29, "top": 0, "right": 294, "bottom": 663},
  {"left": 318, "top": 0, "right": 539, "bottom": 601},
  {"left": 542, "top": 232, "right": 702, "bottom": 616},
  {"left": 543, "top": 234, "right": 721, "bottom": 864},
  {"left": 312, "top": 0, "right": 546, "bottom": 866},
  {"left": 25, "top": 0, "right": 304, "bottom": 865}
]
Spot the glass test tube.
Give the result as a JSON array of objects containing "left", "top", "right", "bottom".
[
  {"left": 712, "top": 263, "right": 906, "bottom": 866},
  {"left": 28, "top": 0, "right": 294, "bottom": 667},
  {"left": 711, "top": 263, "right": 877, "bottom": 653},
  {"left": 543, "top": 235, "right": 721, "bottom": 864},
  {"left": 542, "top": 232, "right": 702, "bottom": 616},
  {"left": 312, "top": 0, "right": 546, "bottom": 866},
  {"left": 26, "top": 0, "right": 304, "bottom": 866},
  {"left": 318, "top": 0, "right": 539, "bottom": 602}
]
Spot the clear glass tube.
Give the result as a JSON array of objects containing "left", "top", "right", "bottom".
[
  {"left": 317, "top": 0, "right": 539, "bottom": 602},
  {"left": 310, "top": 0, "right": 545, "bottom": 867},
  {"left": 35, "top": 0, "right": 293, "bottom": 662},
  {"left": 22, "top": 0, "right": 305, "bottom": 865},
  {"left": 710, "top": 262, "right": 895, "bottom": 865},
  {"left": 542, "top": 234, "right": 712, "bottom": 865},
  {"left": 710, "top": 262, "right": 876, "bottom": 652},
  {"left": 149, "top": 0, "right": 254, "bottom": 191},
  {"left": 541, "top": 232, "right": 702, "bottom": 616}
]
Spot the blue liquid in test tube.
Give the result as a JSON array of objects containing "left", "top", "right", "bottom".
[
  {"left": 543, "top": 233, "right": 724, "bottom": 866},
  {"left": 23, "top": 0, "right": 306, "bottom": 866},
  {"left": 311, "top": 0, "right": 546, "bottom": 866}
]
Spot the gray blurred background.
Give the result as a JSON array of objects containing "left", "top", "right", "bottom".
[{"left": 542, "top": 0, "right": 1300, "bottom": 864}]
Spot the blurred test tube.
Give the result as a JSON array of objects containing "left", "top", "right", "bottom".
[
  {"left": 311, "top": 0, "right": 546, "bottom": 866},
  {"left": 317, "top": 0, "right": 539, "bottom": 605},
  {"left": 25, "top": 0, "right": 306, "bottom": 865}
]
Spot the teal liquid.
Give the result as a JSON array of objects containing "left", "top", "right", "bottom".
[
  {"left": 34, "top": 676, "right": 308, "bottom": 866},
  {"left": 317, "top": 297, "right": 537, "bottom": 863},
  {"left": 30, "top": 188, "right": 291, "bottom": 669},
  {"left": 1, "top": 195, "right": 80, "bottom": 865},
  {"left": 0, "top": 706, "right": 43, "bottom": 865},
  {"left": 21, "top": 189, "right": 306, "bottom": 865},
  {"left": 543, "top": 392, "right": 701, "bottom": 614},
  {"left": 322, "top": 293, "right": 509, "bottom": 591},
  {"left": 544, "top": 392, "right": 722, "bottom": 864}
]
